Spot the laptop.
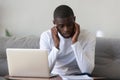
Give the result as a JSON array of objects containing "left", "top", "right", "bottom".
[{"left": 6, "top": 48, "right": 57, "bottom": 79}]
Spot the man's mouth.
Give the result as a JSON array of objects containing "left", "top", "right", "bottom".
[{"left": 62, "top": 33, "right": 71, "bottom": 38}]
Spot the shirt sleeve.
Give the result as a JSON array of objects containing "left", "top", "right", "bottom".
[
  {"left": 39, "top": 32, "right": 59, "bottom": 72},
  {"left": 71, "top": 34, "right": 96, "bottom": 74}
]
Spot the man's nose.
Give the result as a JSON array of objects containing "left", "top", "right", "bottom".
[{"left": 64, "top": 26, "right": 68, "bottom": 32}]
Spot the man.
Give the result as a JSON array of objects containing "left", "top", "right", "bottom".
[{"left": 40, "top": 5, "right": 96, "bottom": 76}]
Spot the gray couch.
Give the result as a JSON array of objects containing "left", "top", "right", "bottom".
[{"left": 0, "top": 36, "right": 120, "bottom": 79}]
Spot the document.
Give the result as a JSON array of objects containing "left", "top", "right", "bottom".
[{"left": 61, "top": 75, "right": 93, "bottom": 80}]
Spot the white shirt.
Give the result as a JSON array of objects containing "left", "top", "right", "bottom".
[{"left": 40, "top": 29, "right": 96, "bottom": 76}]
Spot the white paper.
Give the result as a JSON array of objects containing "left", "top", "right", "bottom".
[{"left": 61, "top": 75, "right": 93, "bottom": 80}]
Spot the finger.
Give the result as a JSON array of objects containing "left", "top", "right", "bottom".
[
  {"left": 55, "top": 27, "right": 58, "bottom": 32},
  {"left": 51, "top": 27, "right": 56, "bottom": 36},
  {"left": 75, "top": 23, "right": 79, "bottom": 28},
  {"left": 51, "top": 27, "right": 54, "bottom": 34},
  {"left": 51, "top": 27, "right": 58, "bottom": 36},
  {"left": 75, "top": 23, "right": 80, "bottom": 32},
  {"left": 51, "top": 27, "right": 56, "bottom": 32}
]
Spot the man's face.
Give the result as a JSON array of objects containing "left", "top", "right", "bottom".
[{"left": 54, "top": 16, "right": 75, "bottom": 38}]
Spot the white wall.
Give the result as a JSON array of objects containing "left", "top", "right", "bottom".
[{"left": 0, "top": 0, "right": 120, "bottom": 38}]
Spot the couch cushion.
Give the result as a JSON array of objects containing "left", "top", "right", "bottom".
[
  {"left": 0, "top": 59, "right": 8, "bottom": 76},
  {"left": 0, "top": 37, "right": 9, "bottom": 59},
  {"left": 5, "top": 36, "right": 40, "bottom": 49},
  {"left": 92, "top": 38, "right": 120, "bottom": 79}
]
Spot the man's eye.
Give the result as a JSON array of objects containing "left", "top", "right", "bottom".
[
  {"left": 67, "top": 23, "right": 73, "bottom": 27},
  {"left": 59, "top": 25, "right": 64, "bottom": 28}
]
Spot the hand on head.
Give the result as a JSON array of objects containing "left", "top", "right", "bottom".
[
  {"left": 51, "top": 26, "right": 60, "bottom": 49},
  {"left": 71, "top": 23, "right": 80, "bottom": 44}
]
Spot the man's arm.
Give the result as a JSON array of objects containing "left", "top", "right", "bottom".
[
  {"left": 71, "top": 34, "right": 96, "bottom": 74},
  {"left": 71, "top": 23, "right": 96, "bottom": 74},
  {"left": 40, "top": 31, "right": 59, "bottom": 72}
]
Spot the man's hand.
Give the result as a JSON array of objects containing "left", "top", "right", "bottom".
[
  {"left": 72, "top": 23, "right": 80, "bottom": 44},
  {"left": 51, "top": 26, "right": 60, "bottom": 49}
]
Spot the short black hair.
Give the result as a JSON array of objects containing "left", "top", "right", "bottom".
[{"left": 53, "top": 5, "right": 74, "bottom": 19}]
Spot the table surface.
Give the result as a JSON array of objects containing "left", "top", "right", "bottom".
[
  {"left": 1, "top": 76, "right": 106, "bottom": 80},
  {"left": 1, "top": 76, "right": 62, "bottom": 80}
]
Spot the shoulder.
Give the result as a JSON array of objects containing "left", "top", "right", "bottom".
[
  {"left": 40, "top": 30, "right": 52, "bottom": 39},
  {"left": 79, "top": 29, "right": 96, "bottom": 41}
]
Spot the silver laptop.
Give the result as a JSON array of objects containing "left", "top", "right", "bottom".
[{"left": 6, "top": 48, "right": 57, "bottom": 78}]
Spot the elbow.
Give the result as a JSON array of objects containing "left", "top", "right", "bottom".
[
  {"left": 81, "top": 63, "right": 95, "bottom": 74},
  {"left": 91, "top": 63, "right": 95, "bottom": 73},
  {"left": 86, "top": 62, "right": 95, "bottom": 74},
  {"left": 88, "top": 62, "right": 95, "bottom": 74}
]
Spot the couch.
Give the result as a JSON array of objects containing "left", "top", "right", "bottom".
[{"left": 0, "top": 36, "right": 120, "bottom": 79}]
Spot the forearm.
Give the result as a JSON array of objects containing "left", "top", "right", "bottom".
[
  {"left": 48, "top": 47, "right": 59, "bottom": 72},
  {"left": 40, "top": 32, "right": 59, "bottom": 73},
  {"left": 71, "top": 41, "right": 95, "bottom": 73}
]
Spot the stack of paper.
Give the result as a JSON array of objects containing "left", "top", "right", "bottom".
[{"left": 61, "top": 75, "right": 93, "bottom": 80}]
